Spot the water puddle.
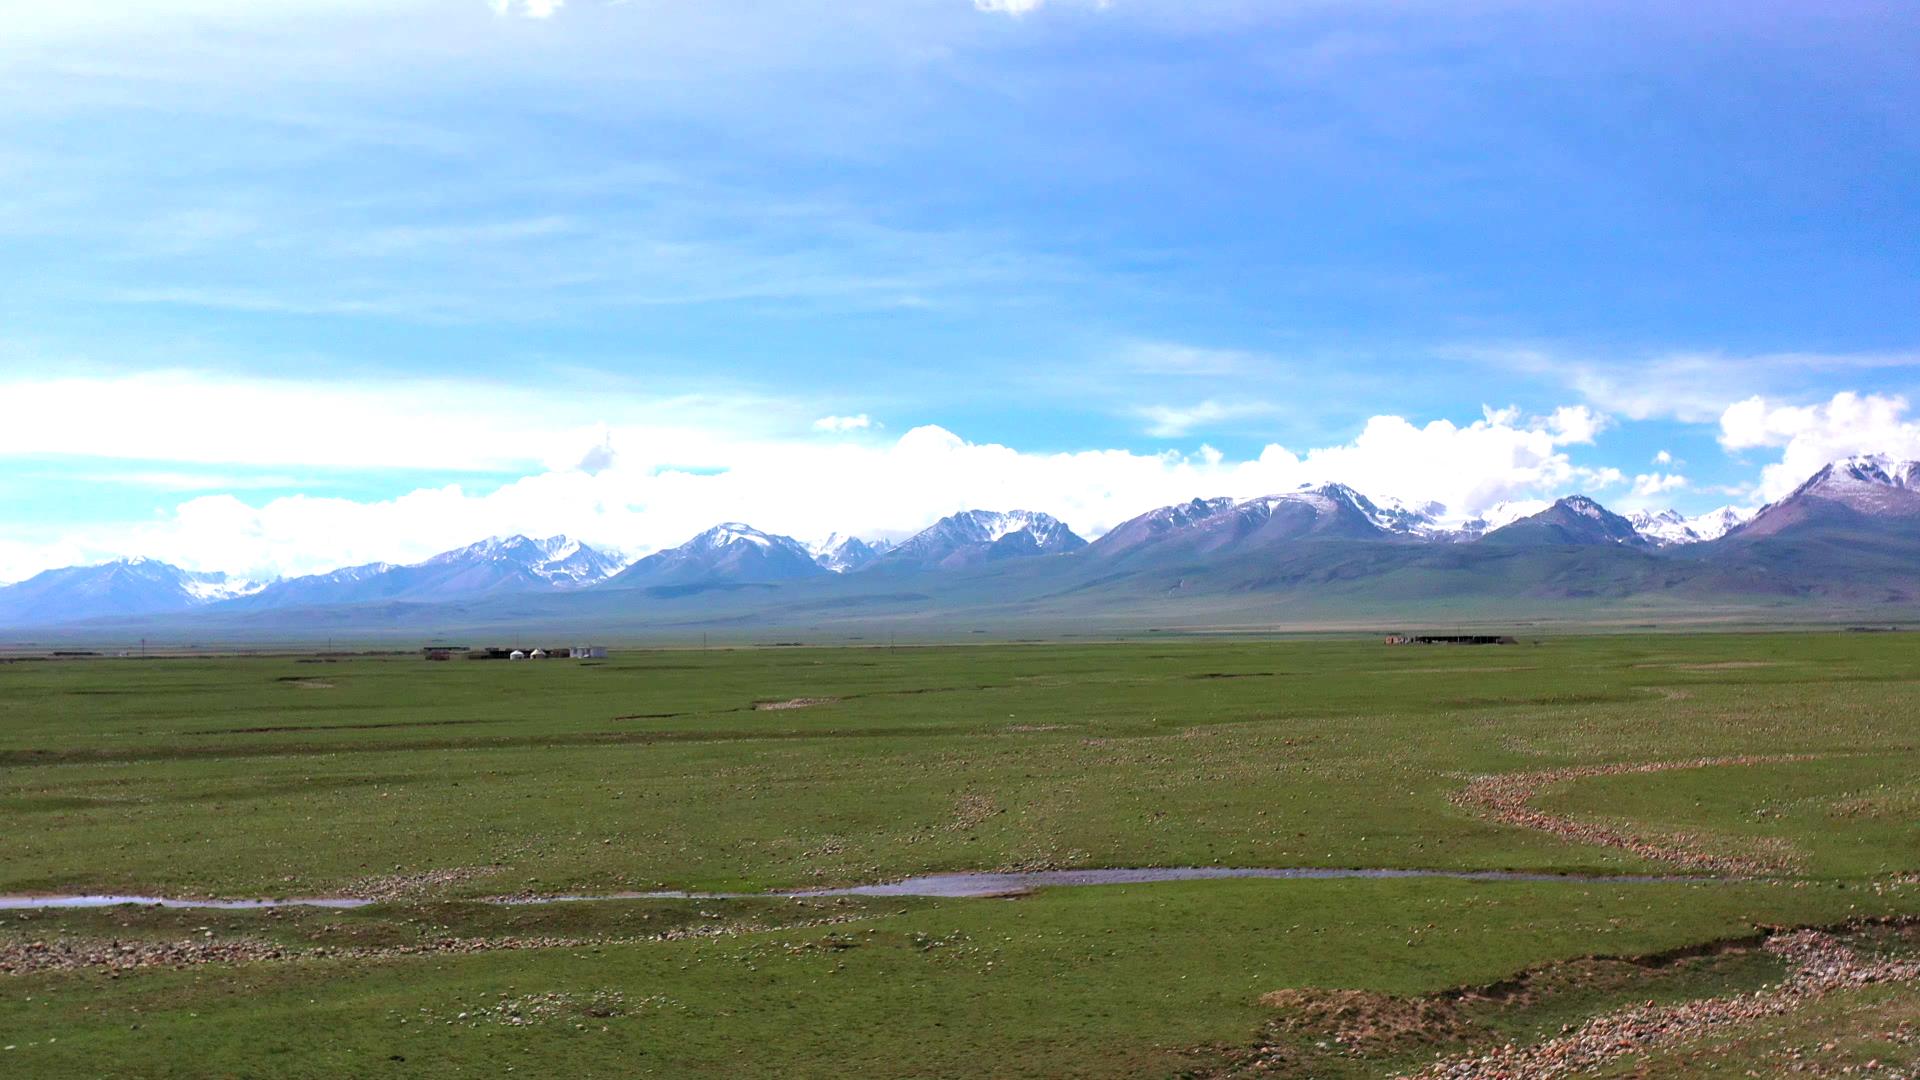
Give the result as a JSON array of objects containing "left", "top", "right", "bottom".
[
  {"left": 0, "top": 866, "right": 1717, "bottom": 911},
  {"left": 0, "top": 894, "right": 371, "bottom": 910}
]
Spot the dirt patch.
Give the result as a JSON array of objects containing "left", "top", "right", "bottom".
[
  {"left": 1451, "top": 755, "right": 1815, "bottom": 876},
  {"left": 1637, "top": 686, "right": 1695, "bottom": 701},
  {"left": 754, "top": 697, "right": 839, "bottom": 711},
  {"left": 1386, "top": 666, "right": 1540, "bottom": 675},
  {"left": 1632, "top": 660, "right": 1780, "bottom": 671},
  {"left": 284, "top": 679, "right": 335, "bottom": 690}
]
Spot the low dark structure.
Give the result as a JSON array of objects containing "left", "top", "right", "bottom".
[{"left": 1385, "top": 634, "right": 1516, "bottom": 646}]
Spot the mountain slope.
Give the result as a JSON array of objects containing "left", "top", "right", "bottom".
[
  {"left": 609, "top": 524, "right": 826, "bottom": 587},
  {"left": 1728, "top": 455, "right": 1920, "bottom": 541},
  {"left": 872, "top": 510, "right": 1087, "bottom": 572},
  {"left": 1630, "top": 507, "right": 1751, "bottom": 547},
  {"left": 1482, "top": 496, "right": 1649, "bottom": 548},
  {"left": 228, "top": 535, "right": 623, "bottom": 611},
  {"left": 0, "top": 559, "right": 261, "bottom": 626},
  {"left": 811, "top": 534, "right": 892, "bottom": 573},
  {"left": 1088, "top": 485, "right": 1397, "bottom": 563}
]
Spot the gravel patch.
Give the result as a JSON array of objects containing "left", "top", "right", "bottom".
[
  {"left": 1397, "top": 927, "right": 1920, "bottom": 1079},
  {"left": 0, "top": 911, "right": 888, "bottom": 977},
  {"left": 754, "top": 697, "right": 839, "bottom": 711},
  {"left": 1451, "top": 755, "right": 1816, "bottom": 876}
]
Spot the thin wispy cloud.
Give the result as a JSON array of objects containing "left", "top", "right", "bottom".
[{"left": 1136, "top": 400, "right": 1283, "bottom": 438}]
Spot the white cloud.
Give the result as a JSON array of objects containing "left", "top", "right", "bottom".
[
  {"left": 1540, "top": 404, "right": 1608, "bottom": 445},
  {"left": 1653, "top": 449, "right": 1673, "bottom": 465},
  {"left": 490, "top": 0, "right": 564, "bottom": 18},
  {"left": 812, "top": 414, "right": 876, "bottom": 433},
  {"left": 974, "top": 0, "right": 1046, "bottom": 14},
  {"left": 1464, "top": 345, "right": 1920, "bottom": 425},
  {"left": 0, "top": 370, "right": 804, "bottom": 474},
  {"left": 1718, "top": 391, "right": 1920, "bottom": 500},
  {"left": 1136, "top": 400, "right": 1280, "bottom": 438},
  {"left": 1630, "top": 472, "right": 1687, "bottom": 498}
]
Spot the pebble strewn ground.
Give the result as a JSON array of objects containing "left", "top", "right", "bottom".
[
  {"left": 340, "top": 866, "right": 501, "bottom": 902},
  {"left": 0, "top": 911, "right": 887, "bottom": 977},
  {"left": 1450, "top": 755, "right": 1814, "bottom": 876},
  {"left": 1397, "top": 928, "right": 1920, "bottom": 1079}
]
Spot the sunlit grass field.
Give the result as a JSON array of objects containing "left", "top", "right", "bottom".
[{"left": 2, "top": 633, "right": 1917, "bottom": 1076}]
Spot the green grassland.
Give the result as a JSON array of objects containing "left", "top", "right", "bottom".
[{"left": 2, "top": 633, "right": 1918, "bottom": 1076}]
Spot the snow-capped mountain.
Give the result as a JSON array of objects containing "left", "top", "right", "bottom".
[
  {"left": 427, "top": 535, "right": 626, "bottom": 589},
  {"left": 228, "top": 535, "right": 623, "bottom": 611},
  {"left": 12, "top": 454, "right": 1920, "bottom": 631},
  {"left": 1362, "top": 495, "right": 1452, "bottom": 538},
  {"left": 1731, "top": 455, "right": 1920, "bottom": 540},
  {"left": 0, "top": 558, "right": 264, "bottom": 626},
  {"left": 1453, "top": 500, "right": 1552, "bottom": 540},
  {"left": 1482, "top": 495, "right": 1650, "bottom": 547},
  {"left": 1628, "top": 507, "right": 1752, "bottom": 547},
  {"left": 609, "top": 523, "right": 826, "bottom": 587},
  {"left": 1091, "top": 484, "right": 1396, "bottom": 561},
  {"left": 874, "top": 510, "right": 1088, "bottom": 571},
  {"left": 810, "top": 533, "right": 892, "bottom": 574}
]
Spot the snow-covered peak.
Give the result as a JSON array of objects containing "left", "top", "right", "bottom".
[
  {"left": 969, "top": 510, "right": 1070, "bottom": 544},
  {"left": 1629, "top": 506, "right": 1752, "bottom": 546},
  {"left": 1805, "top": 454, "right": 1920, "bottom": 499},
  {"left": 180, "top": 572, "right": 268, "bottom": 603},
  {"left": 1562, "top": 495, "right": 1607, "bottom": 520},
  {"left": 1687, "top": 506, "right": 1750, "bottom": 541},
  {"left": 696, "top": 523, "right": 777, "bottom": 549},
  {"left": 1455, "top": 500, "right": 1550, "bottom": 538},
  {"left": 415, "top": 534, "right": 622, "bottom": 587},
  {"left": 809, "top": 533, "right": 892, "bottom": 573},
  {"left": 1361, "top": 493, "right": 1450, "bottom": 537}
]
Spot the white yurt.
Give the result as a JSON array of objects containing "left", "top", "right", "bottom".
[{"left": 510, "top": 650, "right": 527, "bottom": 660}]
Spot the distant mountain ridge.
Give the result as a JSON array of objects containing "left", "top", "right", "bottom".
[
  {"left": 3, "top": 457, "right": 1915, "bottom": 630},
  {"left": 873, "top": 510, "right": 1087, "bottom": 572},
  {"left": 231, "top": 534, "right": 625, "bottom": 611},
  {"left": 1482, "top": 495, "right": 1649, "bottom": 548},
  {"left": 0, "top": 558, "right": 262, "bottom": 626},
  {"left": 611, "top": 524, "right": 823, "bottom": 587}
]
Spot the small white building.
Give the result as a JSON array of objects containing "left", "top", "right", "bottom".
[
  {"left": 570, "top": 645, "right": 608, "bottom": 659},
  {"left": 509, "top": 650, "right": 527, "bottom": 661}
]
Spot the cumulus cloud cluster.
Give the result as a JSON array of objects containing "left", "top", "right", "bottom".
[
  {"left": 1719, "top": 391, "right": 1920, "bottom": 500},
  {"left": 0, "top": 373, "right": 1633, "bottom": 582}
]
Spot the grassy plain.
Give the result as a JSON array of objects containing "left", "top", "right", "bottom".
[{"left": 2, "top": 632, "right": 1917, "bottom": 1076}]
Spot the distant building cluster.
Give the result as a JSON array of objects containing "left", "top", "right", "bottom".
[
  {"left": 1384, "top": 634, "right": 1516, "bottom": 646},
  {"left": 422, "top": 645, "right": 609, "bottom": 661}
]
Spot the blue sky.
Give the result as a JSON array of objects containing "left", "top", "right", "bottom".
[{"left": 3, "top": 0, "right": 1920, "bottom": 580}]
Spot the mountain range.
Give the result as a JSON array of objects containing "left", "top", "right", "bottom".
[{"left": 5, "top": 454, "right": 1918, "bottom": 635}]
